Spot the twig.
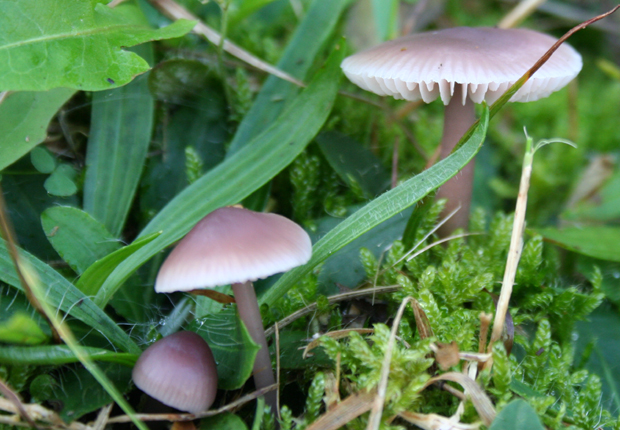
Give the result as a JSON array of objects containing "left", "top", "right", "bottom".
[
  {"left": 149, "top": 0, "right": 304, "bottom": 87},
  {"left": 91, "top": 403, "right": 113, "bottom": 430},
  {"left": 489, "top": 132, "right": 576, "bottom": 347},
  {"left": 0, "top": 380, "right": 38, "bottom": 429},
  {"left": 263, "top": 286, "right": 401, "bottom": 338},
  {"left": 106, "top": 384, "right": 278, "bottom": 423}
]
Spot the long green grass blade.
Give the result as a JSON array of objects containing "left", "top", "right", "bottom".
[
  {"left": 83, "top": 44, "right": 155, "bottom": 236},
  {"left": 0, "top": 345, "right": 137, "bottom": 367},
  {"left": 259, "top": 107, "right": 490, "bottom": 306},
  {"left": 93, "top": 43, "right": 344, "bottom": 307},
  {"left": 227, "top": 0, "right": 350, "bottom": 154}
]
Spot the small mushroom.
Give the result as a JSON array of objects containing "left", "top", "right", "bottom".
[
  {"left": 132, "top": 331, "right": 218, "bottom": 414},
  {"left": 341, "top": 27, "right": 582, "bottom": 234},
  {"left": 155, "top": 206, "right": 312, "bottom": 411}
]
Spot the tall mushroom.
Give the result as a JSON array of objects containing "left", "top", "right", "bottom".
[
  {"left": 132, "top": 331, "right": 218, "bottom": 414},
  {"left": 341, "top": 27, "right": 582, "bottom": 234},
  {"left": 155, "top": 206, "right": 312, "bottom": 411}
]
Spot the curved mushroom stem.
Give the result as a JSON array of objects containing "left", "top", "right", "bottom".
[
  {"left": 435, "top": 85, "right": 477, "bottom": 237},
  {"left": 231, "top": 281, "right": 278, "bottom": 412}
]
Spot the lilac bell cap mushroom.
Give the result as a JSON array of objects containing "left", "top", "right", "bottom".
[
  {"left": 341, "top": 27, "right": 582, "bottom": 234},
  {"left": 132, "top": 331, "right": 218, "bottom": 414},
  {"left": 155, "top": 206, "right": 312, "bottom": 410}
]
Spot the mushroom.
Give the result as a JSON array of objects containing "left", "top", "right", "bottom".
[
  {"left": 341, "top": 27, "right": 582, "bottom": 234},
  {"left": 155, "top": 206, "right": 312, "bottom": 411},
  {"left": 132, "top": 331, "right": 218, "bottom": 414}
]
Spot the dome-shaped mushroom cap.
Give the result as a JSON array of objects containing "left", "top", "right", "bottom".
[
  {"left": 341, "top": 27, "right": 582, "bottom": 105},
  {"left": 155, "top": 206, "right": 312, "bottom": 292},
  {"left": 132, "top": 331, "right": 218, "bottom": 414}
]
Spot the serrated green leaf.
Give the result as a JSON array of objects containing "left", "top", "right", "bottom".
[
  {"left": 0, "top": 88, "right": 75, "bottom": 171},
  {"left": 535, "top": 226, "right": 620, "bottom": 262},
  {"left": 0, "top": 345, "right": 137, "bottom": 367},
  {"left": 260, "top": 107, "right": 489, "bottom": 306},
  {"left": 188, "top": 308, "right": 260, "bottom": 390},
  {"left": 0, "top": 239, "right": 140, "bottom": 354},
  {"left": 94, "top": 42, "right": 343, "bottom": 308},
  {"left": 0, "top": 0, "right": 194, "bottom": 91},
  {"left": 83, "top": 45, "right": 154, "bottom": 236},
  {"left": 76, "top": 231, "right": 160, "bottom": 297},
  {"left": 489, "top": 399, "right": 544, "bottom": 430},
  {"left": 41, "top": 206, "right": 121, "bottom": 275}
]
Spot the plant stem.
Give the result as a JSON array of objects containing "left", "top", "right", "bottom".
[
  {"left": 489, "top": 135, "right": 533, "bottom": 347},
  {"left": 232, "top": 281, "right": 278, "bottom": 412}
]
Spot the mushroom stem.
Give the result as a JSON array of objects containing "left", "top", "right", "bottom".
[
  {"left": 231, "top": 281, "right": 278, "bottom": 412},
  {"left": 435, "top": 85, "right": 477, "bottom": 236}
]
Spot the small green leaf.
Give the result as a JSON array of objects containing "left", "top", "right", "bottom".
[
  {"left": 0, "top": 1, "right": 195, "bottom": 91},
  {"left": 489, "top": 400, "right": 544, "bottom": 430},
  {"left": 0, "top": 88, "right": 76, "bottom": 171},
  {"left": 200, "top": 413, "right": 248, "bottom": 430},
  {"left": 535, "top": 226, "right": 620, "bottom": 262},
  {"left": 30, "top": 147, "right": 57, "bottom": 174},
  {"left": 0, "top": 312, "right": 49, "bottom": 345},
  {"left": 188, "top": 308, "right": 260, "bottom": 390},
  {"left": 41, "top": 206, "right": 121, "bottom": 275},
  {"left": 44, "top": 164, "right": 78, "bottom": 197},
  {"left": 76, "top": 231, "right": 160, "bottom": 297}
]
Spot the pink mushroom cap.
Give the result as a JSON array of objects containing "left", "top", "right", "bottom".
[
  {"left": 155, "top": 206, "right": 312, "bottom": 293},
  {"left": 341, "top": 27, "right": 582, "bottom": 105},
  {"left": 132, "top": 331, "right": 218, "bottom": 414}
]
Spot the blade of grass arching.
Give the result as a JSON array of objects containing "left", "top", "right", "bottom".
[
  {"left": 227, "top": 0, "right": 350, "bottom": 154},
  {"left": 93, "top": 43, "right": 344, "bottom": 308},
  {"left": 259, "top": 107, "right": 489, "bottom": 307},
  {"left": 0, "top": 345, "right": 138, "bottom": 367},
  {"left": 0, "top": 240, "right": 140, "bottom": 354},
  {"left": 83, "top": 44, "right": 154, "bottom": 237}
]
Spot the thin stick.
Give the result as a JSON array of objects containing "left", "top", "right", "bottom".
[
  {"left": 275, "top": 322, "right": 281, "bottom": 419},
  {"left": 391, "top": 136, "right": 399, "bottom": 188},
  {"left": 107, "top": 384, "right": 277, "bottom": 423},
  {"left": 263, "top": 286, "right": 401, "bottom": 338},
  {"left": 366, "top": 297, "right": 413, "bottom": 430},
  {"left": 149, "top": 0, "right": 304, "bottom": 87},
  {"left": 488, "top": 136, "right": 532, "bottom": 346},
  {"left": 0, "top": 380, "right": 38, "bottom": 429}
]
